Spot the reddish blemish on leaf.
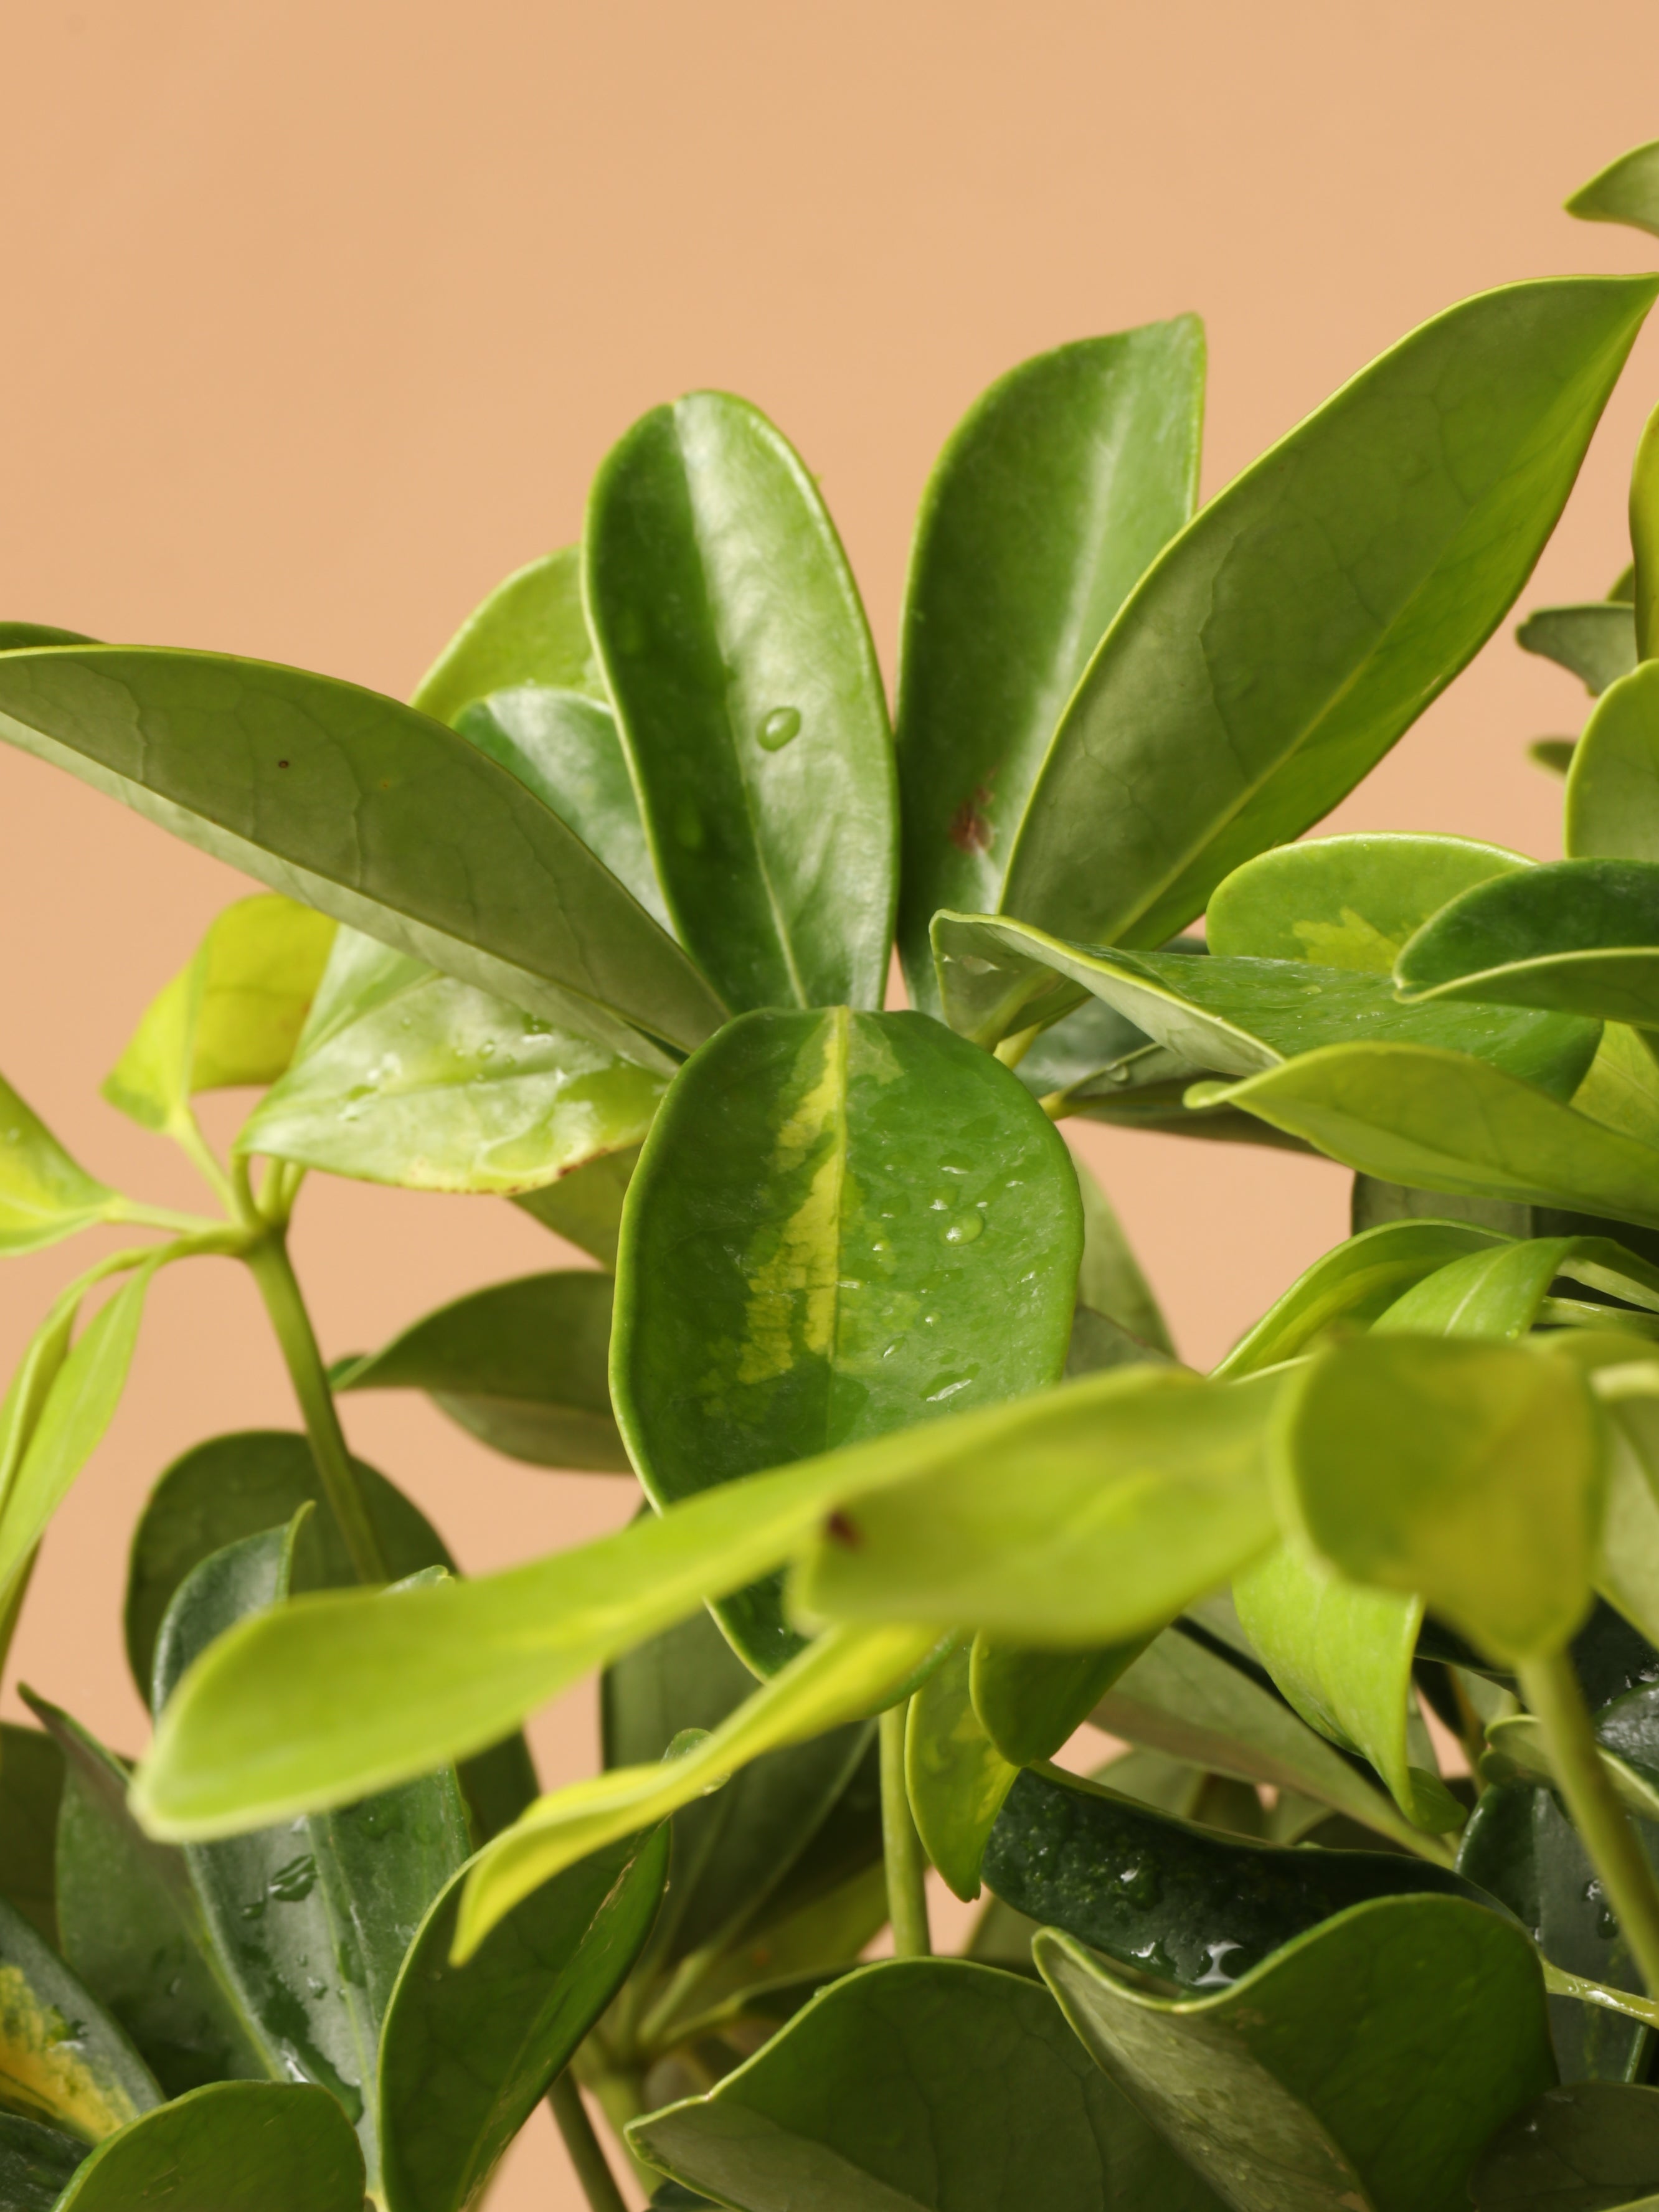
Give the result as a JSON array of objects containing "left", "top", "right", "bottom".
[{"left": 948, "top": 788, "right": 994, "bottom": 856}]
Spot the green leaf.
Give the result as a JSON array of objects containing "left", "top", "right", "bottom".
[
  {"left": 630, "top": 1955, "right": 1230, "bottom": 2212},
  {"left": 933, "top": 915, "right": 1602, "bottom": 1100},
  {"left": 50, "top": 2081, "right": 365, "bottom": 2211},
  {"left": 1518, "top": 605, "right": 1638, "bottom": 697},
  {"left": 0, "top": 646, "right": 722, "bottom": 1061},
  {"left": 513, "top": 1145, "right": 638, "bottom": 1270},
  {"left": 333, "top": 1271, "right": 626, "bottom": 1472},
  {"left": 903, "top": 1640, "right": 1019, "bottom": 1902},
  {"left": 988, "top": 1764, "right": 1484, "bottom": 1991},
  {"left": 0, "top": 1078, "right": 121, "bottom": 1255},
  {"left": 969, "top": 1635, "right": 1150, "bottom": 1767},
  {"left": 0, "top": 2111, "right": 83, "bottom": 2209},
  {"left": 612, "top": 1006, "right": 1083, "bottom": 1670},
  {"left": 0, "top": 1728, "right": 62, "bottom": 1947},
  {"left": 1569, "top": 140, "right": 1659, "bottom": 238},
  {"left": 151, "top": 1524, "right": 472, "bottom": 2186},
  {"left": 1006, "top": 993, "right": 1159, "bottom": 1115},
  {"left": 0, "top": 625, "right": 94, "bottom": 652},
  {"left": 1533, "top": 739, "right": 1579, "bottom": 778},
  {"left": 1568, "top": 664, "right": 1659, "bottom": 866},
  {"left": 1591, "top": 1370, "right": 1659, "bottom": 1652},
  {"left": 585, "top": 392, "right": 896, "bottom": 1013},
  {"left": 1039, "top": 1896, "right": 1555, "bottom": 2212},
  {"left": 455, "top": 686, "right": 672, "bottom": 929},
  {"left": 24, "top": 1694, "right": 269, "bottom": 2097},
  {"left": 1279, "top": 1335, "right": 1604, "bottom": 1661},
  {"left": 1470, "top": 2079, "right": 1659, "bottom": 2207},
  {"left": 892, "top": 319, "right": 1204, "bottom": 1011},
  {"left": 410, "top": 548, "right": 605, "bottom": 724},
  {"left": 0, "top": 1890, "right": 159, "bottom": 2140},
  {"left": 1072, "top": 1150, "right": 1174, "bottom": 1354},
  {"left": 1395, "top": 861, "right": 1659, "bottom": 1027},
  {"left": 999, "top": 276, "right": 1658, "bottom": 950},
  {"left": 452, "top": 1623, "right": 935, "bottom": 1960},
  {"left": 1206, "top": 831, "right": 1527, "bottom": 970},
  {"left": 237, "top": 925, "right": 668, "bottom": 1193},
  {"left": 378, "top": 1825, "right": 667, "bottom": 2212},
  {"left": 1202, "top": 1046, "right": 1659, "bottom": 1231}
]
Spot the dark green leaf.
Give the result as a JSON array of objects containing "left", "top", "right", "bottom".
[
  {"left": 0, "top": 1891, "right": 159, "bottom": 2140},
  {"left": 378, "top": 1826, "right": 667, "bottom": 2212},
  {"left": 1519, "top": 605, "right": 1638, "bottom": 698},
  {"left": 0, "top": 2110, "right": 83, "bottom": 2208},
  {"left": 586, "top": 392, "right": 895, "bottom": 1013},
  {"left": 969, "top": 1636, "right": 1148, "bottom": 1767},
  {"left": 513, "top": 1145, "right": 638, "bottom": 1270},
  {"left": 410, "top": 548, "right": 604, "bottom": 724},
  {"left": 893, "top": 319, "right": 1204, "bottom": 1010},
  {"left": 0, "top": 1728, "right": 64, "bottom": 1947},
  {"left": 1470, "top": 2080, "right": 1659, "bottom": 2208},
  {"left": 1039, "top": 1896, "right": 1556, "bottom": 2212},
  {"left": 1569, "top": 141, "right": 1659, "bottom": 239},
  {"left": 630, "top": 1955, "right": 1230, "bottom": 2211},
  {"left": 1534, "top": 739, "right": 1579, "bottom": 777},
  {"left": 0, "top": 626, "right": 93, "bottom": 652},
  {"left": 50, "top": 2080, "right": 365, "bottom": 2211},
  {"left": 999, "top": 276, "right": 1658, "bottom": 950},
  {"left": 1206, "top": 831, "right": 1526, "bottom": 970},
  {"left": 0, "top": 646, "right": 721, "bottom": 1060},
  {"left": 1066, "top": 1303, "right": 1174, "bottom": 1376},
  {"left": 1396, "top": 861, "right": 1659, "bottom": 1026},
  {"left": 334, "top": 1270, "right": 626, "bottom": 1472},
  {"left": 612, "top": 1006, "right": 1083, "bottom": 1669}
]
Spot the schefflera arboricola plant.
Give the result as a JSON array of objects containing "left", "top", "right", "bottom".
[{"left": 2, "top": 138, "right": 1659, "bottom": 2212}]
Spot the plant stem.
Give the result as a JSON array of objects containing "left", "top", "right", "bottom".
[
  {"left": 880, "top": 1699, "right": 931, "bottom": 1957},
  {"left": 243, "top": 1232, "right": 389, "bottom": 1585},
  {"left": 549, "top": 2071, "right": 629, "bottom": 2212},
  {"left": 1519, "top": 1649, "right": 1659, "bottom": 1995}
]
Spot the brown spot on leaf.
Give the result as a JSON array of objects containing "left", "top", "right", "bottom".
[
  {"left": 948, "top": 787, "right": 994, "bottom": 856},
  {"left": 825, "top": 1511, "right": 863, "bottom": 1549}
]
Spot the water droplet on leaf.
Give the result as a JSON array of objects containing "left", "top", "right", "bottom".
[{"left": 758, "top": 706, "right": 801, "bottom": 750}]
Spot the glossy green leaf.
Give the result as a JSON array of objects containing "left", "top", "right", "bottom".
[
  {"left": 999, "top": 276, "right": 1658, "bottom": 950},
  {"left": 333, "top": 1270, "right": 626, "bottom": 1472},
  {"left": 1072, "top": 1150, "right": 1173, "bottom": 1354},
  {"left": 152, "top": 1524, "right": 471, "bottom": 2185},
  {"left": 1470, "top": 2080, "right": 1659, "bottom": 2207},
  {"left": 1569, "top": 140, "right": 1659, "bottom": 238},
  {"left": 513, "top": 1145, "right": 638, "bottom": 1270},
  {"left": 454, "top": 686, "right": 672, "bottom": 930},
  {"left": 0, "top": 1728, "right": 62, "bottom": 1947},
  {"left": 379, "top": 1825, "right": 666, "bottom": 2212},
  {"left": 0, "top": 1078, "right": 121, "bottom": 1255},
  {"left": 1006, "top": 993, "right": 1158, "bottom": 1115},
  {"left": 0, "top": 2111, "right": 83, "bottom": 2208},
  {"left": 969, "top": 1635, "right": 1148, "bottom": 1768},
  {"left": 904, "top": 1640, "right": 1019, "bottom": 1902},
  {"left": 1280, "top": 1335, "right": 1604, "bottom": 1661},
  {"left": 0, "top": 1891, "right": 159, "bottom": 2140},
  {"left": 586, "top": 392, "right": 895, "bottom": 1013},
  {"left": 26, "top": 1693, "right": 270, "bottom": 2097},
  {"left": 1207, "top": 831, "right": 1526, "bottom": 970},
  {"left": 238, "top": 925, "right": 668, "bottom": 1193},
  {"left": 612, "top": 1006, "right": 1083, "bottom": 1670},
  {"left": 893, "top": 319, "right": 1204, "bottom": 1010},
  {"left": 1518, "top": 604, "right": 1638, "bottom": 699},
  {"left": 50, "top": 2080, "right": 365, "bottom": 2211},
  {"left": 1481, "top": 1714, "right": 1659, "bottom": 1826},
  {"left": 410, "top": 548, "right": 604, "bottom": 724},
  {"left": 0, "top": 646, "right": 721, "bottom": 1061},
  {"left": 1568, "top": 664, "right": 1659, "bottom": 866},
  {"left": 1203, "top": 1045, "right": 1659, "bottom": 1231},
  {"left": 1039, "top": 1896, "right": 1555, "bottom": 2212},
  {"left": 1396, "top": 861, "right": 1659, "bottom": 1027},
  {"left": 631, "top": 1955, "right": 1229, "bottom": 2212},
  {"left": 453, "top": 1623, "right": 935, "bottom": 1960}
]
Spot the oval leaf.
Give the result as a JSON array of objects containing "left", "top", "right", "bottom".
[
  {"left": 904, "top": 1640, "right": 1019, "bottom": 1902},
  {"left": 410, "top": 548, "right": 604, "bottom": 724},
  {"left": 1568, "top": 663, "right": 1659, "bottom": 866},
  {"left": 0, "top": 1079, "right": 119, "bottom": 1255},
  {"left": 51, "top": 2080, "right": 364, "bottom": 2211},
  {"left": 1569, "top": 141, "right": 1659, "bottom": 239},
  {"left": 1396, "top": 860, "right": 1659, "bottom": 1026},
  {"left": 1206, "top": 832, "right": 1527, "bottom": 970}
]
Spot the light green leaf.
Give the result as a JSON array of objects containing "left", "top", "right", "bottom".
[
  {"left": 0, "top": 1079, "right": 121, "bottom": 1255},
  {"left": 893, "top": 319, "right": 1204, "bottom": 1011},
  {"left": 1568, "top": 663, "right": 1659, "bottom": 866},
  {"left": 611, "top": 1006, "right": 1083, "bottom": 1670},
  {"left": 0, "top": 646, "right": 721, "bottom": 1061},
  {"left": 1592, "top": 1369, "right": 1659, "bottom": 1651},
  {"left": 1518, "top": 603, "right": 1638, "bottom": 698},
  {"left": 1395, "top": 860, "right": 1659, "bottom": 1026},
  {"left": 1072, "top": 1148, "right": 1173, "bottom": 1354},
  {"left": 1037, "top": 1897, "right": 1555, "bottom": 2212},
  {"left": 904, "top": 1640, "right": 1019, "bottom": 1902},
  {"left": 1000, "top": 276, "right": 1658, "bottom": 950},
  {"left": 237, "top": 926, "right": 667, "bottom": 1193},
  {"left": 586, "top": 392, "right": 896, "bottom": 1013},
  {"left": 1279, "top": 1334, "right": 1604, "bottom": 1661},
  {"left": 1206, "top": 831, "right": 1526, "bottom": 970},
  {"left": 513, "top": 1145, "right": 638, "bottom": 1269},
  {"left": 1569, "top": 140, "right": 1659, "bottom": 238},
  {"left": 333, "top": 1271, "right": 626, "bottom": 1471},
  {"left": 50, "top": 2081, "right": 365, "bottom": 2211},
  {"left": 0, "top": 1890, "right": 159, "bottom": 2140},
  {"left": 410, "top": 548, "right": 605, "bottom": 724}
]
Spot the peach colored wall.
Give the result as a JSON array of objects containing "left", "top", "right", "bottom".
[{"left": 2, "top": 4, "right": 1658, "bottom": 2200}]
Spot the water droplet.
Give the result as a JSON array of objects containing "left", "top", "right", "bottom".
[
  {"left": 925, "top": 1373, "right": 973, "bottom": 1404},
  {"left": 943, "top": 1213, "right": 983, "bottom": 1245},
  {"left": 929, "top": 1194, "right": 952, "bottom": 1211},
  {"left": 758, "top": 706, "right": 801, "bottom": 751},
  {"left": 479, "top": 1041, "right": 496, "bottom": 1060},
  {"left": 1116, "top": 1857, "right": 1160, "bottom": 1906},
  {"left": 360, "top": 1801, "right": 404, "bottom": 1840},
  {"left": 938, "top": 1155, "right": 973, "bottom": 1176},
  {"left": 336, "top": 1935, "right": 365, "bottom": 1987},
  {"left": 268, "top": 1853, "right": 318, "bottom": 1904},
  {"left": 922, "top": 1312, "right": 940, "bottom": 1327},
  {"left": 1107, "top": 1064, "right": 1132, "bottom": 1085},
  {"left": 307, "top": 1976, "right": 328, "bottom": 1999},
  {"left": 240, "top": 1898, "right": 267, "bottom": 1922}
]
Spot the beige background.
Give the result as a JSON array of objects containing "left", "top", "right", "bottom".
[{"left": 2, "top": 2, "right": 1658, "bottom": 2200}]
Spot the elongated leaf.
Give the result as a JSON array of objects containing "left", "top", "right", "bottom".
[
  {"left": 586, "top": 392, "right": 896, "bottom": 1013},
  {"left": 379, "top": 1825, "right": 666, "bottom": 2212},
  {"left": 1280, "top": 1335, "right": 1604, "bottom": 1661},
  {"left": 0, "top": 1728, "right": 63, "bottom": 1947},
  {"left": 453, "top": 1624, "right": 934, "bottom": 1959},
  {"left": 28, "top": 1693, "right": 270, "bottom": 2097},
  {"left": 1072, "top": 1150, "right": 1173, "bottom": 1354},
  {"left": 1592, "top": 1373, "right": 1659, "bottom": 1650},
  {"left": 0, "top": 2111, "right": 83, "bottom": 2207},
  {"left": 1039, "top": 1896, "right": 1555, "bottom": 2212},
  {"left": 513, "top": 1145, "right": 637, "bottom": 1269},
  {"left": 1518, "top": 603, "right": 1638, "bottom": 697},
  {"left": 1396, "top": 860, "right": 1659, "bottom": 1026},
  {"left": 631, "top": 1955, "right": 1229, "bottom": 2212},
  {"left": 1569, "top": 141, "right": 1659, "bottom": 238},
  {"left": 1206, "top": 831, "right": 1527, "bottom": 970},
  {"left": 51, "top": 2080, "right": 364, "bottom": 2211},
  {"left": 238, "top": 925, "right": 666, "bottom": 1193},
  {"left": 999, "top": 276, "right": 1658, "bottom": 950},
  {"left": 455, "top": 686, "right": 671, "bottom": 927},
  {"left": 612, "top": 1006, "right": 1083, "bottom": 1669},
  {"left": 904, "top": 1640, "right": 1019, "bottom": 1902},
  {"left": 1569, "top": 663, "right": 1659, "bottom": 866},
  {"left": 969, "top": 1635, "right": 1148, "bottom": 1767},
  {"left": 410, "top": 548, "right": 604, "bottom": 724},
  {"left": 894, "top": 319, "right": 1204, "bottom": 1009},
  {"left": 0, "top": 625, "right": 93, "bottom": 651},
  {"left": 1470, "top": 2080, "right": 1659, "bottom": 2207},
  {"left": 0, "top": 646, "right": 721, "bottom": 1061},
  {"left": 0, "top": 1079, "right": 121, "bottom": 1255},
  {"left": 0, "top": 1891, "right": 159, "bottom": 2139},
  {"left": 1203, "top": 1045, "right": 1659, "bottom": 1230},
  {"left": 1532, "top": 737, "right": 1579, "bottom": 777},
  {"left": 333, "top": 1271, "right": 625, "bottom": 1471}
]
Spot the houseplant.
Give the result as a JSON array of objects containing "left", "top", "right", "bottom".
[{"left": 3, "top": 131, "right": 1659, "bottom": 2212}]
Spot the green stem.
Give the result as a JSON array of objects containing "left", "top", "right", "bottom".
[
  {"left": 881, "top": 1699, "right": 932, "bottom": 1957},
  {"left": 243, "top": 1233, "right": 389, "bottom": 1585},
  {"left": 549, "top": 2071, "right": 628, "bottom": 2212},
  {"left": 1519, "top": 1650, "right": 1659, "bottom": 1995}
]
